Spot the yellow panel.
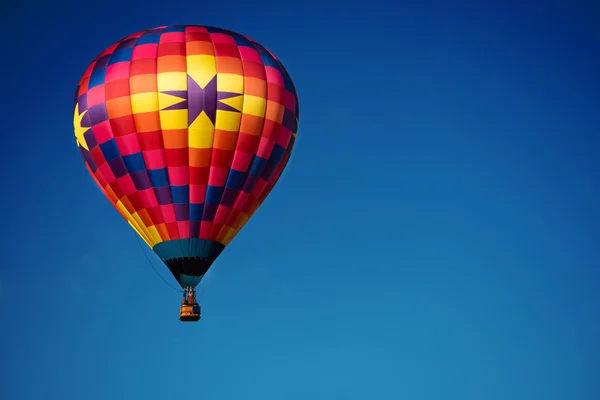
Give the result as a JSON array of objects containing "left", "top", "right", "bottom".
[
  {"left": 215, "top": 110, "right": 242, "bottom": 131},
  {"left": 187, "top": 55, "right": 216, "bottom": 88},
  {"left": 159, "top": 109, "right": 188, "bottom": 130},
  {"left": 157, "top": 72, "right": 188, "bottom": 131},
  {"left": 158, "top": 92, "right": 187, "bottom": 109},
  {"left": 225, "top": 218, "right": 251, "bottom": 246},
  {"left": 189, "top": 112, "right": 215, "bottom": 149},
  {"left": 130, "top": 212, "right": 157, "bottom": 246},
  {"left": 131, "top": 92, "right": 159, "bottom": 114},
  {"left": 116, "top": 200, "right": 129, "bottom": 218},
  {"left": 131, "top": 212, "right": 146, "bottom": 230},
  {"left": 218, "top": 226, "right": 236, "bottom": 246},
  {"left": 242, "top": 95, "right": 267, "bottom": 117},
  {"left": 219, "top": 95, "right": 244, "bottom": 112},
  {"left": 217, "top": 73, "right": 243, "bottom": 92},
  {"left": 157, "top": 72, "right": 187, "bottom": 91},
  {"left": 117, "top": 201, "right": 153, "bottom": 246},
  {"left": 129, "top": 221, "right": 152, "bottom": 248},
  {"left": 147, "top": 225, "right": 163, "bottom": 245}
]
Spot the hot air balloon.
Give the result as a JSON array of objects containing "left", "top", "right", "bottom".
[{"left": 72, "top": 25, "right": 299, "bottom": 321}]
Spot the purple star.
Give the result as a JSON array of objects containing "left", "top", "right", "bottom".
[
  {"left": 161, "top": 75, "right": 242, "bottom": 126},
  {"left": 217, "top": 91, "right": 243, "bottom": 113}
]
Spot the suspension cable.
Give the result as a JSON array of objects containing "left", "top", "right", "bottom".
[{"left": 136, "top": 236, "right": 183, "bottom": 293}]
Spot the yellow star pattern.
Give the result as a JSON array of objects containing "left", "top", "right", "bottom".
[{"left": 73, "top": 103, "right": 90, "bottom": 151}]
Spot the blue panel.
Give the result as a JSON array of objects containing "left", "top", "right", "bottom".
[
  {"left": 99, "top": 139, "right": 120, "bottom": 161},
  {"left": 280, "top": 66, "right": 295, "bottom": 93},
  {"left": 116, "top": 38, "right": 137, "bottom": 50},
  {"left": 249, "top": 156, "right": 268, "bottom": 176},
  {"left": 205, "top": 185, "right": 223, "bottom": 205},
  {"left": 282, "top": 108, "right": 298, "bottom": 133},
  {"left": 259, "top": 49, "right": 279, "bottom": 68},
  {"left": 147, "top": 168, "right": 170, "bottom": 187},
  {"left": 180, "top": 274, "right": 203, "bottom": 288},
  {"left": 190, "top": 204, "right": 204, "bottom": 221},
  {"left": 122, "top": 152, "right": 146, "bottom": 173},
  {"left": 94, "top": 54, "right": 110, "bottom": 70},
  {"left": 136, "top": 33, "right": 161, "bottom": 45},
  {"left": 171, "top": 185, "right": 189, "bottom": 204},
  {"left": 260, "top": 163, "right": 276, "bottom": 181},
  {"left": 163, "top": 25, "right": 186, "bottom": 33},
  {"left": 269, "top": 144, "right": 286, "bottom": 165},
  {"left": 88, "top": 68, "right": 106, "bottom": 89},
  {"left": 108, "top": 48, "right": 134, "bottom": 65},
  {"left": 225, "top": 169, "right": 246, "bottom": 190},
  {"left": 251, "top": 41, "right": 278, "bottom": 68},
  {"left": 206, "top": 26, "right": 227, "bottom": 34},
  {"left": 233, "top": 34, "right": 254, "bottom": 48},
  {"left": 153, "top": 238, "right": 225, "bottom": 261}
]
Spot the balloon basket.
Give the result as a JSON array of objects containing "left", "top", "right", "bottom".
[{"left": 179, "top": 303, "right": 201, "bottom": 322}]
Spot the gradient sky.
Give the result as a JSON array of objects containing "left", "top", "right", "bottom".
[{"left": 1, "top": 1, "right": 599, "bottom": 399}]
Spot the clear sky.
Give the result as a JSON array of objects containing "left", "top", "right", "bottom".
[{"left": 1, "top": 1, "right": 599, "bottom": 399}]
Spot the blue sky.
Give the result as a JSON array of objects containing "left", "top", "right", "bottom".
[{"left": 1, "top": 0, "right": 599, "bottom": 399}]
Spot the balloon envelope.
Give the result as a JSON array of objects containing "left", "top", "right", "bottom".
[{"left": 73, "top": 25, "right": 299, "bottom": 288}]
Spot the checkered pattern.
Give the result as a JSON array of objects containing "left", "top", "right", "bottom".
[{"left": 74, "top": 25, "right": 299, "bottom": 250}]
